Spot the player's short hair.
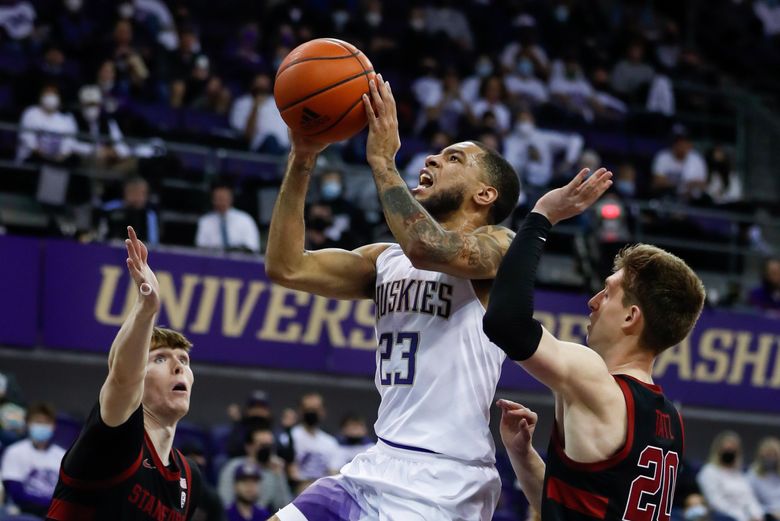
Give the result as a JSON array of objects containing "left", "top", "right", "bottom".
[
  {"left": 26, "top": 402, "right": 56, "bottom": 422},
  {"left": 614, "top": 244, "right": 705, "bottom": 354},
  {"left": 150, "top": 327, "right": 193, "bottom": 352},
  {"left": 473, "top": 141, "right": 520, "bottom": 225}
]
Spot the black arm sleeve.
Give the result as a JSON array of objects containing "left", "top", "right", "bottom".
[
  {"left": 61, "top": 401, "right": 144, "bottom": 481},
  {"left": 483, "top": 212, "right": 552, "bottom": 361}
]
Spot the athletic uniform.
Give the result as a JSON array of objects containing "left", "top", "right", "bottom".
[
  {"left": 278, "top": 244, "right": 505, "bottom": 521},
  {"left": 542, "top": 374, "right": 685, "bottom": 521},
  {"left": 46, "top": 402, "right": 201, "bottom": 521}
]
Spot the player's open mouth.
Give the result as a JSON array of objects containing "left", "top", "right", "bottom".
[
  {"left": 172, "top": 383, "right": 188, "bottom": 393},
  {"left": 413, "top": 170, "right": 434, "bottom": 193}
]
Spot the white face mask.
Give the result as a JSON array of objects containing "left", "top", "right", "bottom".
[
  {"left": 119, "top": 2, "right": 134, "bottom": 19},
  {"left": 41, "top": 93, "right": 60, "bottom": 111},
  {"left": 83, "top": 106, "right": 100, "bottom": 121},
  {"left": 684, "top": 505, "right": 708, "bottom": 520},
  {"left": 517, "top": 121, "right": 535, "bottom": 136},
  {"left": 64, "top": 0, "right": 82, "bottom": 11}
]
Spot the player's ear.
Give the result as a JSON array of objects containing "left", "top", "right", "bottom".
[
  {"left": 474, "top": 184, "right": 497, "bottom": 207},
  {"left": 621, "top": 305, "right": 642, "bottom": 334}
]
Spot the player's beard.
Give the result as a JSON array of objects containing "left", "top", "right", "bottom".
[{"left": 419, "top": 186, "right": 464, "bottom": 221}]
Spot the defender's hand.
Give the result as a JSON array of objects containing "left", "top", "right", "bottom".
[
  {"left": 497, "top": 399, "right": 538, "bottom": 457},
  {"left": 125, "top": 226, "right": 160, "bottom": 313},
  {"left": 533, "top": 168, "right": 613, "bottom": 225}
]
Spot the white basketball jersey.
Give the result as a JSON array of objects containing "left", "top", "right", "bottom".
[{"left": 372, "top": 244, "right": 506, "bottom": 464}]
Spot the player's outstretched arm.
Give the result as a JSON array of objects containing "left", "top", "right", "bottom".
[
  {"left": 99, "top": 226, "right": 159, "bottom": 427},
  {"left": 497, "top": 399, "right": 546, "bottom": 514},
  {"left": 484, "top": 169, "right": 618, "bottom": 402},
  {"left": 363, "top": 75, "right": 514, "bottom": 280},
  {"left": 265, "top": 133, "right": 392, "bottom": 300}
]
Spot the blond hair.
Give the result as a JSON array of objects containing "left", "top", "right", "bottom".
[
  {"left": 751, "top": 436, "right": 780, "bottom": 476},
  {"left": 150, "top": 327, "right": 193, "bottom": 352},
  {"left": 614, "top": 244, "right": 705, "bottom": 354},
  {"left": 707, "top": 430, "right": 742, "bottom": 468}
]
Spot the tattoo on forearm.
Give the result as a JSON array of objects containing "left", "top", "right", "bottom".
[{"left": 380, "top": 181, "right": 515, "bottom": 273}]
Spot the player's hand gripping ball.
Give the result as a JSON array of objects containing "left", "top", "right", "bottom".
[{"left": 274, "top": 38, "right": 376, "bottom": 144}]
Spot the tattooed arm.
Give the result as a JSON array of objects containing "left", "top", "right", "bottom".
[{"left": 362, "top": 75, "right": 514, "bottom": 280}]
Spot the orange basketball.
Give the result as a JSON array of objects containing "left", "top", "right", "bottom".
[{"left": 274, "top": 38, "right": 376, "bottom": 144}]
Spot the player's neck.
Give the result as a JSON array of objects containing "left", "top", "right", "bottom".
[
  {"left": 438, "top": 210, "right": 484, "bottom": 233},
  {"left": 603, "top": 342, "right": 655, "bottom": 384},
  {"left": 143, "top": 412, "right": 177, "bottom": 466}
]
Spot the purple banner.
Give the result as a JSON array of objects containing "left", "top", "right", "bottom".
[
  {"left": 3, "top": 236, "right": 780, "bottom": 413},
  {"left": 0, "top": 235, "right": 40, "bottom": 347}
]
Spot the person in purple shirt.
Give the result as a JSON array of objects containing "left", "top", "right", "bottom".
[
  {"left": 226, "top": 464, "right": 270, "bottom": 521},
  {"left": 749, "top": 257, "right": 780, "bottom": 315}
]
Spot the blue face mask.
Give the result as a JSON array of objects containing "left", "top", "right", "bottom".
[
  {"left": 517, "top": 59, "right": 534, "bottom": 77},
  {"left": 29, "top": 423, "right": 54, "bottom": 444},
  {"left": 616, "top": 180, "right": 635, "bottom": 197},
  {"left": 321, "top": 181, "right": 342, "bottom": 201},
  {"left": 684, "top": 505, "right": 708, "bottom": 520}
]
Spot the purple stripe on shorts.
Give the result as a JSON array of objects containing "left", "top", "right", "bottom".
[
  {"left": 378, "top": 436, "right": 440, "bottom": 454},
  {"left": 293, "top": 477, "right": 364, "bottom": 520}
]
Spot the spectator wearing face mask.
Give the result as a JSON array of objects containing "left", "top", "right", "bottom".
[
  {"left": 229, "top": 73, "right": 289, "bottom": 153},
  {"left": 698, "top": 431, "right": 764, "bottom": 521},
  {"left": 0, "top": 402, "right": 65, "bottom": 517},
  {"left": 290, "top": 393, "right": 339, "bottom": 493},
  {"left": 72, "top": 84, "right": 131, "bottom": 166},
  {"left": 218, "top": 425, "right": 292, "bottom": 513},
  {"left": 749, "top": 437, "right": 780, "bottom": 519},
  {"left": 680, "top": 493, "right": 725, "bottom": 521},
  {"left": 310, "top": 169, "right": 371, "bottom": 249},
  {"left": 332, "top": 414, "right": 374, "bottom": 470},
  {"left": 17, "top": 84, "right": 79, "bottom": 164}
]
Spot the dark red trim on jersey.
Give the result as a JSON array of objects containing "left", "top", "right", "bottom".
[
  {"left": 58, "top": 447, "right": 143, "bottom": 490},
  {"left": 618, "top": 374, "right": 663, "bottom": 394},
  {"left": 546, "top": 476, "right": 609, "bottom": 519},
  {"left": 551, "top": 376, "right": 636, "bottom": 472},
  {"left": 144, "top": 431, "right": 181, "bottom": 481},
  {"left": 179, "top": 449, "right": 193, "bottom": 519},
  {"left": 677, "top": 409, "right": 686, "bottom": 457},
  {"left": 47, "top": 498, "right": 96, "bottom": 520}
]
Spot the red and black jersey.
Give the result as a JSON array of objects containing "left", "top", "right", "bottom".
[
  {"left": 46, "top": 402, "right": 201, "bottom": 521},
  {"left": 542, "top": 374, "right": 684, "bottom": 521}
]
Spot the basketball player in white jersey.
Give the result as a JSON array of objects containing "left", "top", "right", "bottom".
[{"left": 265, "top": 74, "right": 523, "bottom": 521}]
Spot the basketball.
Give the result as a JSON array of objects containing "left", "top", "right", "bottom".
[{"left": 274, "top": 38, "right": 376, "bottom": 144}]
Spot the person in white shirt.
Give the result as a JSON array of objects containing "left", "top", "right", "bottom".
[
  {"left": 0, "top": 402, "right": 65, "bottom": 517},
  {"left": 331, "top": 414, "right": 375, "bottom": 471},
  {"left": 651, "top": 124, "right": 708, "bottom": 200},
  {"left": 697, "top": 431, "right": 764, "bottom": 521},
  {"left": 748, "top": 437, "right": 780, "bottom": 520},
  {"left": 289, "top": 393, "right": 339, "bottom": 493},
  {"left": 229, "top": 73, "right": 289, "bottom": 153},
  {"left": 504, "top": 56, "right": 549, "bottom": 108},
  {"left": 503, "top": 109, "right": 583, "bottom": 209},
  {"left": 195, "top": 181, "right": 260, "bottom": 253},
  {"left": 17, "top": 84, "right": 78, "bottom": 164},
  {"left": 548, "top": 56, "right": 593, "bottom": 119},
  {"left": 471, "top": 76, "right": 512, "bottom": 134}
]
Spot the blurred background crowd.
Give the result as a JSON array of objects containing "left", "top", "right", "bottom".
[{"left": 0, "top": 0, "right": 780, "bottom": 520}]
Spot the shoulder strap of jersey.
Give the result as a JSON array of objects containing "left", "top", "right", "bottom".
[{"left": 177, "top": 449, "right": 193, "bottom": 520}]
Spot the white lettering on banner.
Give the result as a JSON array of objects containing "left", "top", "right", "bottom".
[{"left": 92, "top": 265, "right": 780, "bottom": 389}]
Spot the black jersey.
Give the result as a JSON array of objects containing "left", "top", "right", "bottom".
[
  {"left": 46, "top": 402, "right": 201, "bottom": 521},
  {"left": 541, "top": 374, "right": 684, "bottom": 521}
]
